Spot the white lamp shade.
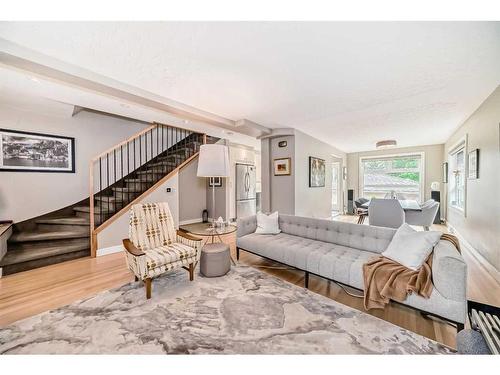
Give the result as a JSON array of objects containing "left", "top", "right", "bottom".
[
  {"left": 197, "top": 144, "right": 230, "bottom": 177},
  {"left": 430, "top": 181, "right": 440, "bottom": 191}
]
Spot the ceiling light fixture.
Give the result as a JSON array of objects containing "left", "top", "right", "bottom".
[
  {"left": 29, "top": 76, "right": 40, "bottom": 83},
  {"left": 376, "top": 140, "right": 397, "bottom": 149}
]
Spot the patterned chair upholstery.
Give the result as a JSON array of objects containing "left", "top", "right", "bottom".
[{"left": 122, "top": 202, "right": 202, "bottom": 299}]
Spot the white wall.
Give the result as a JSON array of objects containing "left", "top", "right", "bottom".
[
  {"left": 444, "top": 86, "right": 500, "bottom": 274},
  {"left": 347, "top": 143, "right": 445, "bottom": 205},
  {"left": 96, "top": 173, "right": 179, "bottom": 250},
  {"left": 0, "top": 102, "right": 148, "bottom": 222},
  {"left": 178, "top": 158, "right": 206, "bottom": 223},
  {"left": 294, "top": 130, "right": 346, "bottom": 218}
]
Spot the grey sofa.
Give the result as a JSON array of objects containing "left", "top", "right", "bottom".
[{"left": 237, "top": 214, "right": 467, "bottom": 330}]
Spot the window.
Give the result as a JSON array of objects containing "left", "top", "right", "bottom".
[
  {"left": 359, "top": 153, "right": 424, "bottom": 202},
  {"left": 448, "top": 143, "right": 466, "bottom": 211}
]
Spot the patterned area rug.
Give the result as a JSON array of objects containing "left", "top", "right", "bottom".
[{"left": 0, "top": 265, "right": 453, "bottom": 354}]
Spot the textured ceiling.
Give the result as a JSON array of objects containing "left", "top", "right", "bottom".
[{"left": 1, "top": 22, "right": 499, "bottom": 152}]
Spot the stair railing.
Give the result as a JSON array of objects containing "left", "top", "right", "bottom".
[{"left": 89, "top": 122, "right": 206, "bottom": 256}]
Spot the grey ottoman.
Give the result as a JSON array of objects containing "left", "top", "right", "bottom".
[{"left": 200, "top": 243, "right": 231, "bottom": 277}]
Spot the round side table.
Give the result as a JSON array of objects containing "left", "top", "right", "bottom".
[{"left": 178, "top": 222, "right": 238, "bottom": 266}]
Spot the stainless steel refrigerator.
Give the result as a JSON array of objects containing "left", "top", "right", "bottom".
[{"left": 236, "top": 163, "right": 257, "bottom": 219}]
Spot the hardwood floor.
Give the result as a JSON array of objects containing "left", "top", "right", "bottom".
[{"left": 1, "top": 217, "right": 499, "bottom": 351}]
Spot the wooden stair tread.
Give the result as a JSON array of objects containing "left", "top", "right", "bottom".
[
  {"left": 0, "top": 239, "right": 89, "bottom": 266},
  {"left": 73, "top": 206, "right": 112, "bottom": 214},
  {"left": 94, "top": 196, "right": 125, "bottom": 202},
  {"left": 137, "top": 170, "right": 163, "bottom": 175},
  {"left": 35, "top": 216, "right": 90, "bottom": 226},
  {"left": 112, "top": 187, "right": 142, "bottom": 193},
  {"left": 8, "top": 229, "right": 89, "bottom": 243}
]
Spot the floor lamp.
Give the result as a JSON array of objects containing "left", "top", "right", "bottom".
[{"left": 197, "top": 144, "right": 230, "bottom": 227}]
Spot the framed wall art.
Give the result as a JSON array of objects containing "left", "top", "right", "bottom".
[
  {"left": 273, "top": 157, "right": 291, "bottom": 176},
  {"left": 309, "top": 156, "right": 325, "bottom": 187},
  {"left": 0, "top": 129, "right": 75, "bottom": 173}
]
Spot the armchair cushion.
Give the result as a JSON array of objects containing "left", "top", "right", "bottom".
[{"left": 129, "top": 202, "right": 177, "bottom": 251}]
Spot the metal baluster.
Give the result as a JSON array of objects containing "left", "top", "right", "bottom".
[
  {"left": 99, "top": 157, "right": 102, "bottom": 227},
  {"left": 120, "top": 145, "right": 123, "bottom": 204},
  {"left": 106, "top": 153, "right": 109, "bottom": 221},
  {"left": 127, "top": 141, "right": 130, "bottom": 205}
]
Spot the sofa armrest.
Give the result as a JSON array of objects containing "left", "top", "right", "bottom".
[
  {"left": 237, "top": 215, "right": 257, "bottom": 238},
  {"left": 431, "top": 240, "right": 467, "bottom": 302}
]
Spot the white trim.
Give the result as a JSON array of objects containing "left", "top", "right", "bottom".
[
  {"left": 97, "top": 245, "right": 123, "bottom": 257},
  {"left": 179, "top": 218, "right": 203, "bottom": 225},
  {"left": 447, "top": 134, "right": 468, "bottom": 217},
  {"left": 447, "top": 223, "right": 500, "bottom": 285},
  {"left": 358, "top": 151, "right": 425, "bottom": 203}
]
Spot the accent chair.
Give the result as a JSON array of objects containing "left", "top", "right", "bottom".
[{"left": 122, "top": 202, "right": 202, "bottom": 299}]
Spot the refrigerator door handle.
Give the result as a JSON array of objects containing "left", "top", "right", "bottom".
[{"left": 245, "top": 172, "right": 249, "bottom": 192}]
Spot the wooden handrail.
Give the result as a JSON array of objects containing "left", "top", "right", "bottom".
[{"left": 91, "top": 124, "right": 156, "bottom": 162}]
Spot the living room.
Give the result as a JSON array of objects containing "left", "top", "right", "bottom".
[{"left": 1, "top": 1, "right": 500, "bottom": 373}]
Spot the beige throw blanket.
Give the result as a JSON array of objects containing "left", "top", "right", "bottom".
[{"left": 362, "top": 234, "right": 460, "bottom": 310}]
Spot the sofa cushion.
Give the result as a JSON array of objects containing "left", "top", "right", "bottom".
[
  {"left": 382, "top": 223, "right": 441, "bottom": 270},
  {"left": 237, "top": 232, "right": 377, "bottom": 287},
  {"left": 278, "top": 214, "right": 395, "bottom": 254},
  {"left": 255, "top": 211, "right": 281, "bottom": 234}
]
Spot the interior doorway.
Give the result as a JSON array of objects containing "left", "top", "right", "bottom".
[{"left": 331, "top": 160, "right": 341, "bottom": 217}]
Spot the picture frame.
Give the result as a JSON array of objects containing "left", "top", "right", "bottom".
[
  {"left": 468, "top": 149, "right": 479, "bottom": 179},
  {"left": 273, "top": 157, "right": 291, "bottom": 176},
  {"left": 209, "top": 177, "right": 223, "bottom": 187},
  {"left": 442, "top": 162, "right": 448, "bottom": 183},
  {"left": 0, "top": 129, "right": 75, "bottom": 173},
  {"left": 309, "top": 156, "right": 326, "bottom": 187}
]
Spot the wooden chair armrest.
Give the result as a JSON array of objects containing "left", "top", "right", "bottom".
[
  {"left": 122, "top": 238, "right": 145, "bottom": 257},
  {"left": 176, "top": 230, "right": 202, "bottom": 242}
]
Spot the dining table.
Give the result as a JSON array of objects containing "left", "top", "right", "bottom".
[{"left": 361, "top": 199, "right": 422, "bottom": 211}]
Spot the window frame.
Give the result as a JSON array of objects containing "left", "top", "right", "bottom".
[
  {"left": 447, "top": 135, "right": 468, "bottom": 217},
  {"left": 358, "top": 151, "right": 425, "bottom": 203}
]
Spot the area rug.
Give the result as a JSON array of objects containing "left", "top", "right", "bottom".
[{"left": 0, "top": 265, "right": 453, "bottom": 354}]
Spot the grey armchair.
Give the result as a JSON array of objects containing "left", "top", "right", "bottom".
[
  {"left": 405, "top": 201, "right": 440, "bottom": 231},
  {"left": 368, "top": 198, "right": 405, "bottom": 228}
]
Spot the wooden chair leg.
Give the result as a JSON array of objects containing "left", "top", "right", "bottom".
[
  {"left": 189, "top": 263, "right": 194, "bottom": 281},
  {"left": 145, "top": 278, "right": 152, "bottom": 299},
  {"left": 304, "top": 271, "right": 309, "bottom": 289},
  {"left": 357, "top": 215, "right": 362, "bottom": 224},
  {"left": 236, "top": 247, "right": 240, "bottom": 260}
]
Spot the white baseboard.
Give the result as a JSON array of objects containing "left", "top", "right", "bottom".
[
  {"left": 447, "top": 223, "right": 500, "bottom": 284},
  {"left": 179, "top": 218, "right": 203, "bottom": 225},
  {"left": 97, "top": 245, "right": 123, "bottom": 257}
]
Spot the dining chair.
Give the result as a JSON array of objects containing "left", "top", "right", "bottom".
[
  {"left": 405, "top": 201, "right": 440, "bottom": 231},
  {"left": 368, "top": 198, "right": 405, "bottom": 228}
]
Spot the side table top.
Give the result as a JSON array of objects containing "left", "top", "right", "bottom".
[{"left": 179, "top": 222, "right": 237, "bottom": 237}]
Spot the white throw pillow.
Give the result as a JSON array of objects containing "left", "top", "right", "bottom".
[
  {"left": 255, "top": 211, "right": 281, "bottom": 235},
  {"left": 382, "top": 223, "right": 442, "bottom": 270}
]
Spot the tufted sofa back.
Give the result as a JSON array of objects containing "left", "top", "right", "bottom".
[{"left": 277, "top": 214, "right": 395, "bottom": 254}]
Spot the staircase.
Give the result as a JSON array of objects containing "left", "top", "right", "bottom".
[{"left": 0, "top": 122, "right": 209, "bottom": 276}]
